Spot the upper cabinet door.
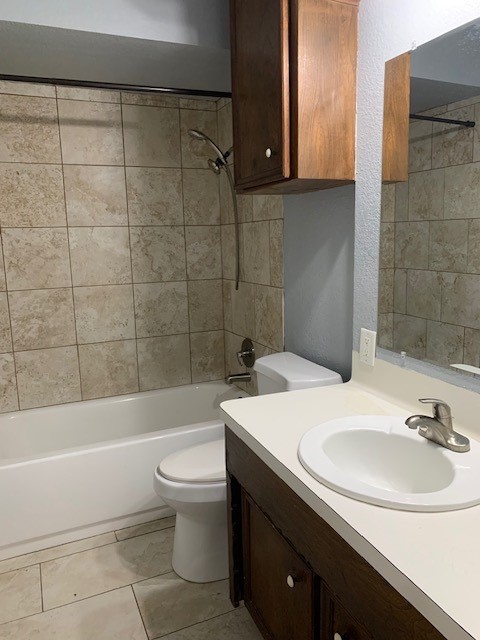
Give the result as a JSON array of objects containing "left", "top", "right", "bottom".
[{"left": 230, "top": 0, "right": 290, "bottom": 190}]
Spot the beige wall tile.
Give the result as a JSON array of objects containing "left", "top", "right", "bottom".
[
  {"left": 190, "top": 331, "right": 225, "bottom": 382},
  {"left": 219, "top": 170, "right": 234, "bottom": 224},
  {"left": 270, "top": 220, "right": 284, "bottom": 288},
  {"left": 0, "top": 293, "right": 12, "bottom": 353},
  {"left": 381, "top": 184, "right": 395, "bottom": 222},
  {"left": 393, "top": 313, "right": 427, "bottom": 359},
  {"left": 217, "top": 100, "right": 233, "bottom": 150},
  {"left": 126, "top": 167, "right": 183, "bottom": 225},
  {"left": 56, "top": 87, "right": 120, "bottom": 103},
  {"left": 432, "top": 105, "right": 474, "bottom": 168},
  {"left": 223, "top": 281, "right": 233, "bottom": 333},
  {"left": 408, "top": 120, "right": 432, "bottom": 173},
  {"left": 393, "top": 268, "right": 407, "bottom": 314},
  {"left": 69, "top": 227, "right": 131, "bottom": 286},
  {"left": 64, "top": 165, "right": 128, "bottom": 226},
  {"left": 378, "top": 269, "right": 393, "bottom": 314},
  {"left": 9, "top": 288, "right": 75, "bottom": 351},
  {"left": 468, "top": 219, "right": 480, "bottom": 273},
  {"left": 180, "top": 98, "right": 217, "bottom": 111},
  {"left": 254, "top": 285, "right": 284, "bottom": 352},
  {"left": 426, "top": 321, "right": 464, "bottom": 367},
  {"left": 406, "top": 270, "right": 442, "bottom": 320},
  {"left": 442, "top": 272, "right": 480, "bottom": 329},
  {"left": 183, "top": 169, "right": 220, "bottom": 225},
  {"left": 188, "top": 280, "right": 223, "bottom": 332},
  {"left": 408, "top": 168, "right": 444, "bottom": 220},
  {"left": 0, "top": 163, "right": 66, "bottom": 227},
  {"left": 134, "top": 282, "right": 188, "bottom": 338},
  {"left": 41, "top": 529, "right": 173, "bottom": 609},
  {"left": 15, "top": 346, "right": 81, "bottom": 409},
  {"left": 58, "top": 100, "right": 124, "bottom": 165},
  {"left": 231, "top": 281, "right": 255, "bottom": 338},
  {"left": 0, "top": 242, "right": 6, "bottom": 291},
  {"left": 243, "top": 222, "right": 270, "bottom": 285},
  {"left": 444, "top": 162, "right": 480, "bottom": 219},
  {"left": 474, "top": 103, "right": 480, "bottom": 162},
  {"left": 133, "top": 572, "right": 232, "bottom": 639},
  {"left": 0, "top": 353, "right": 18, "bottom": 413},
  {"left": 464, "top": 327, "right": 480, "bottom": 366},
  {"left": 394, "top": 181, "right": 409, "bottom": 221},
  {"left": 429, "top": 220, "right": 468, "bottom": 272},
  {"left": 380, "top": 222, "right": 395, "bottom": 269},
  {"left": 186, "top": 226, "right": 222, "bottom": 279},
  {"left": 180, "top": 109, "right": 218, "bottom": 168},
  {"left": 123, "top": 104, "right": 181, "bottom": 167},
  {"left": 377, "top": 313, "right": 394, "bottom": 350},
  {"left": 79, "top": 340, "right": 138, "bottom": 400},
  {"left": 3, "top": 228, "right": 71, "bottom": 290},
  {"left": 74, "top": 285, "right": 135, "bottom": 343},
  {"left": 224, "top": 331, "right": 247, "bottom": 379},
  {"left": 0, "top": 565, "right": 42, "bottom": 625},
  {"left": 394, "top": 222, "right": 429, "bottom": 269},
  {"left": 252, "top": 195, "right": 283, "bottom": 221},
  {"left": 137, "top": 334, "right": 191, "bottom": 391},
  {"left": 0, "top": 587, "right": 147, "bottom": 640},
  {"left": 0, "top": 80, "right": 55, "bottom": 98},
  {"left": 221, "top": 224, "right": 236, "bottom": 281},
  {"left": 0, "top": 95, "right": 61, "bottom": 163},
  {"left": 122, "top": 92, "right": 179, "bottom": 108},
  {"left": 130, "top": 227, "right": 186, "bottom": 282}
]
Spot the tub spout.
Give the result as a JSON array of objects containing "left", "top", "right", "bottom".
[{"left": 226, "top": 373, "right": 251, "bottom": 384}]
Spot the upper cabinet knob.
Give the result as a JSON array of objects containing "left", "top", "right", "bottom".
[
  {"left": 265, "top": 147, "right": 272, "bottom": 158},
  {"left": 286, "top": 575, "right": 295, "bottom": 588}
]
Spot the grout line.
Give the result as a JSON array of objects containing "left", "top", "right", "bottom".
[
  {"left": 149, "top": 608, "right": 241, "bottom": 640},
  {"left": 39, "top": 563, "right": 44, "bottom": 612},
  {"left": 130, "top": 584, "right": 150, "bottom": 638}
]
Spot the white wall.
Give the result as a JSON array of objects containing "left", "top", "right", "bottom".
[
  {"left": 0, "top": 0, "right": 229, "bottom": 49},
  {"left": 354, "top": 0, "right": 480, "bottom": 354}
]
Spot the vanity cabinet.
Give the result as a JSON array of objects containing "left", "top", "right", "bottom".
[
  {"left": 229, "top": 0, "right": 359, "bottom": 194},
  {"left": 226, "top": 428, "right": 446, "bottom": 640}
]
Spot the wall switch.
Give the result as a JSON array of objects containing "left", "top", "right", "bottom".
[{"left": 359, "top": 328, "right": 376, "bottom": 366}]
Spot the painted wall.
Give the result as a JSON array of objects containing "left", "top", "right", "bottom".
[
  {"left": 284, "top": 186, "right": 354, "bottom": 381},
  {"left": 354, "top": 0, "right": 480, "bottom": 357},
  {"left": 0, "top": 0, "right": 230, "bottom": 49}
]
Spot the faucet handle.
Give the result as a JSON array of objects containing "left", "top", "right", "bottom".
[{"left": 419, "top": 398, "right": 452, "bottom": 421}]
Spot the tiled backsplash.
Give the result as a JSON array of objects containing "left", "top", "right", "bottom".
[
  {"left": 0, "top": 83, "right": 284, "bottom": 412},
  {"left": 379, "top": 94, "right": 480, "bottom": 367}
]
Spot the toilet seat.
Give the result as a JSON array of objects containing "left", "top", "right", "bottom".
[{"left": 159, "top": 438, "right": 226, "bottom": 484}]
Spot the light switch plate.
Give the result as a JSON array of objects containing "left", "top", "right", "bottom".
[{"left": 360, "top": 328, "right": 376, "bottom": 366}]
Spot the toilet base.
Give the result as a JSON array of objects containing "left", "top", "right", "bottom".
[{"left": 172, "top": 511, "right": 229, "bottom": 583}]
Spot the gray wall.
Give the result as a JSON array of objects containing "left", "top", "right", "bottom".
[{"left": 284, "top": 186, "right": 355, "bottom": 382}]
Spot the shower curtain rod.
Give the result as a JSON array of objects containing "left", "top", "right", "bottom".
[
  {"left": 0, "top": 74, "right": 231, "bottom": 98},
  {"left": 410, "top": 113, "right": 475, "bottom": 128}
]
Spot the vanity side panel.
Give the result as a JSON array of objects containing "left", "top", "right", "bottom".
[{"left": 225, "top": 428, "right": 446, "bottom": 640}]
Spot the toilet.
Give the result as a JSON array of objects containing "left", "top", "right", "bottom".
[{"left": 153, "top": 352, "right": 342, "bottom": 583}]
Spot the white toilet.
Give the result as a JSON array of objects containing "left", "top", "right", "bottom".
[{"left": 153, "top": 352, "right": 342, "bottom": 583}]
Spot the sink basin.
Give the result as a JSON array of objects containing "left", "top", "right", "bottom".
[{"left": 298, "top": 415, "right": 480, "bottom": 511}]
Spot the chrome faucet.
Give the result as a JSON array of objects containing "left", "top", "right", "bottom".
[
  {"left": 226, "top": 372, "right": 251, "bottom": 384},
  {"left": 405, "top": 398, "right": 470, "bottom": 452}
]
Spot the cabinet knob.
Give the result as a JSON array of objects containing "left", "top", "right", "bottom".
[
  {"left": 265, "top": 147, "right": 272, "bottom": 158},
  {"left": 286, "top": 574, "right": 296, "bottom": 588},
  {"left": 334, "top": 634, "right": 346, "bottom": 640}
]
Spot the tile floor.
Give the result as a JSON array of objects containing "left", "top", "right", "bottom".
[{"left": 0, "top": 517, "right": 262, "bottom": 639}]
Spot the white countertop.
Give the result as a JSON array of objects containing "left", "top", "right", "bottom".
[{"left": 221, "top": 380, "right": 480, "bottom": 640}]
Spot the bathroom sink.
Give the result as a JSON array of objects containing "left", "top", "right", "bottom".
[{"left": 298, "top": 415, "right": 480, "bottom": 511}]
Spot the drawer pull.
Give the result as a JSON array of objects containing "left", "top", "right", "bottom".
[{"left": 265, "top": 147, "right": 272, "bottom": 158}]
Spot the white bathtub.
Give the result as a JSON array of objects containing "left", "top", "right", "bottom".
[{"left": 0, "top": 381, "right": 246, "bottom": 561}]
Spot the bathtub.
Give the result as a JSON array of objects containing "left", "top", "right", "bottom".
[{"left": 0, "top": 381, "right": 247, "bottom": 561}]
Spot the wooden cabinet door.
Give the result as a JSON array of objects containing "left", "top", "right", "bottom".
[
  {"left": 243, "top": 493, "right": 315, "bottom": 640},
  {"left": 230, "top": 0, "right": 290, "bottom": 190},
  {"left": 321, "top": 584, "right": 373, "bottom": 640}
]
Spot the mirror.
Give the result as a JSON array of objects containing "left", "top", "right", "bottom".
[{"left": 379, "top": 19, "right": 480, "bottom": 376}]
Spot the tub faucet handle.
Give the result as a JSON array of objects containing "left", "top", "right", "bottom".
[{"left": 236, "top": 338, "right": 255, "bottom": 368}]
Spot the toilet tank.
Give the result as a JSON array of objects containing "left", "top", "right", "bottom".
[{"left": 254, "top": 352, "right": 342, "bottom": 395}]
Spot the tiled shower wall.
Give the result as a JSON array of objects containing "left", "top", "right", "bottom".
[
  {"left": 0, "top": 84, "right": 284, "bottom": 412},
  {"left": 379, "top": 94, "right": 480, "bottom": 367},
  {"left": 217, "top": 99, "right": 284, "bottom": 395}
]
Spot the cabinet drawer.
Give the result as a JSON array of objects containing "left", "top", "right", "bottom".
[{"left": 242, "top": 492, "right": 315, "bottom": 640}]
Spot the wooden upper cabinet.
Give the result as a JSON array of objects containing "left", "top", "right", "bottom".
[
  {"left": 230, "top": 0, "right": 359, "bottom": 195},
  {"left": 382, "top": 52, "right": 410, "bottom": 183}
]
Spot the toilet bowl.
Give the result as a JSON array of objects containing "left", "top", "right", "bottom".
[{"left": 154, "top": 353, "right": 343, "bottom": 583}]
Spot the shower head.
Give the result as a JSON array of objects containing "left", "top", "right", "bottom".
[{"left": 188, "top": 128, "right": 226, "bottom": 165}]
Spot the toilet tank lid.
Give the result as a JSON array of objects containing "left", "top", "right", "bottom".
[
  {"left": 159, "top": 438, "right": 226, "bottom": 484},
  {"left": 253, "top": 352, "right": 342, "bottom": 389}
]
